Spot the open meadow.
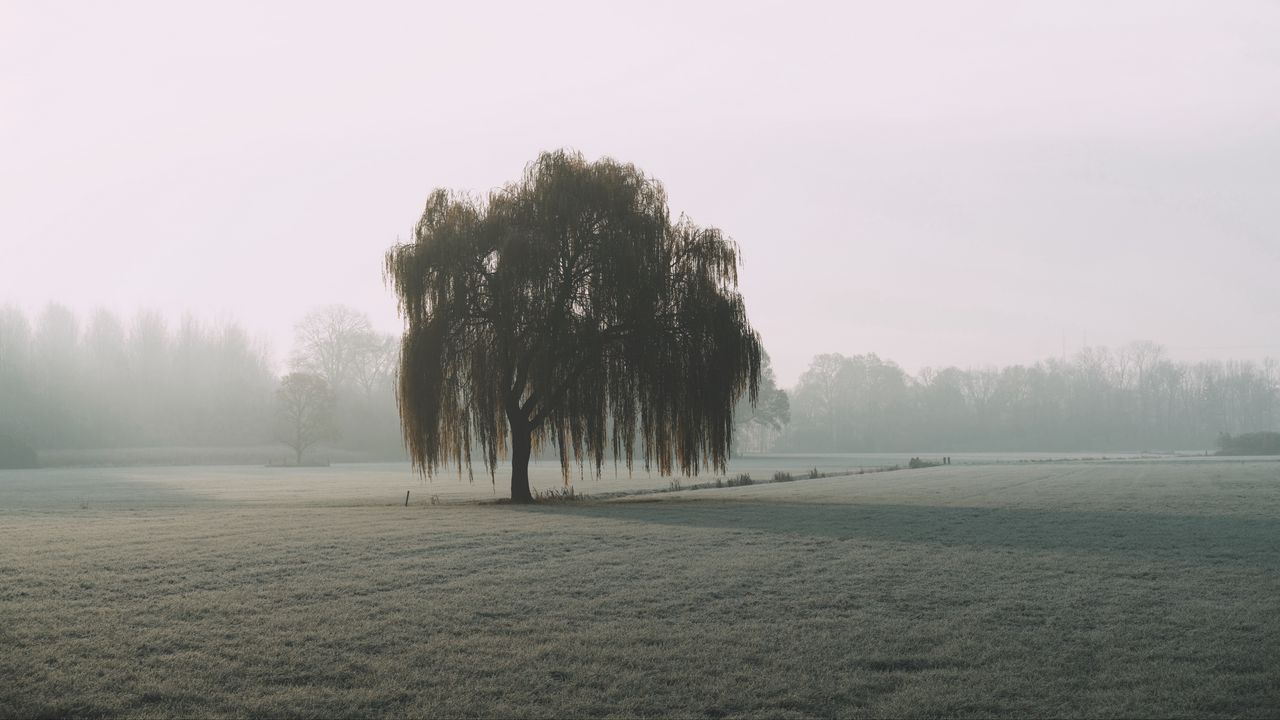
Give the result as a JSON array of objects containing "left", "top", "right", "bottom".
[{"left": 2, "top": 456, "right": 1278, "bottom": 718}]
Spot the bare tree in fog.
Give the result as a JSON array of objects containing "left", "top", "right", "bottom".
[
  {"left": 734, "top": 349, "right": 790, "bottom": 453},
  {"left": 385, "top": 150, "right": 762, "bottom": 502},
  {"left": 351, "top": 334, "right": 399, "bottom": 400},
  {"left": 794, "top": 354, "right": 847, "bottom": 450},
  {"left": 274, "top": 372, "right": 337, "bottom": 465},
  {"left": 289, "top": 305, "right": 401, "bottom": 456},
  {"left": 291, "top": 305, "right": 378, "bottom": 393}
]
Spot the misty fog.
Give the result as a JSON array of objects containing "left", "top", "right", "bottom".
[
  {"left": 2, "top": 299, "right": 1275, "bottom": 466},
  {"left": 4, "top": 2, "right": 1279, "bottom": 389},
  {"left": 0, "top": 303, "right": 402, "bottom": 466},
  {"left": 5, "top": 3, "right": 1280, "bottom": 718}
]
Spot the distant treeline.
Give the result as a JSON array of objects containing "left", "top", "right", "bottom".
[
  {"left": 1216, "top": 431, "right": 1280, "bottom": 456},
  {"left": 0, "top": 304, "right": 402, "bottom": 461},
  {"left": 777, "top": 342, "right": 1278, "bottom": 452},
  {"left": 4, "top": 303, "right": 1275, "bottom": 461}
]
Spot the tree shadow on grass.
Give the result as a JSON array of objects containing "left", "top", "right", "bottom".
[
  {"left": 516, "top": 500, "right": 1280, "bottom": 568},
  {"left": 0, "top": 470, "right": 227, "bottom": 513}
]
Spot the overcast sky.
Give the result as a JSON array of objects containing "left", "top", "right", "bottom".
[{"left": 3, "top": 1, "right": 1278, "bottom": 385}]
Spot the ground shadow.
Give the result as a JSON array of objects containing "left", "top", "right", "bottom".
[
  {"left": 516, "top": 500, "right": 1279, "bottom": 568},
  {"left": 0, "top": 470, "right": 227, "bottom": 513}
]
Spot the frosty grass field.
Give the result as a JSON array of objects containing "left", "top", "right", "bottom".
[{"left": 2, "top": 455, "right": 1278, "bottom": 718}]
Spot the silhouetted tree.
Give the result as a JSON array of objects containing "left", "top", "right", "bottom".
[
  {"left": 274, "top": 372, "right": 337, "bottom": 465},
  {"left": 385, "top": 150, "right": 762, "bottom": 501}
]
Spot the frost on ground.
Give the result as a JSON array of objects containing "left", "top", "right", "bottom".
[{"left": 1, "top": 458, "right": 1277, "bottom": 718}]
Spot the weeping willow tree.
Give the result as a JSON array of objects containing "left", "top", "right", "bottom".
[{"left": 385, "top": 150, "right": 761, "bottom": 502}]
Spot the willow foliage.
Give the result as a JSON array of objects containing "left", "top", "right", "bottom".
[{"left": 385, "top": 150, "right": 761, "bottom": 498}]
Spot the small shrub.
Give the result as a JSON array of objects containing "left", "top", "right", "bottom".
[
  {"left": 725, "top": 473, "right": 753, "bottom": 487},
  {"left": 772, "top": 471, "right": 794, "bottom": 483},
  {"left": 808, "top": 467, "right": 823, "bottom": 479},
  {"left": 668, "top": 478, "right": 683, "bottom": 492},
  {"left": 534, "top": 486, "right": 587, "bottom": 502}
]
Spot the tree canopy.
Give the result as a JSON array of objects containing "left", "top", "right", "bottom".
[{"left": 385, "top": 150, "right": 762, "bottom": 501}]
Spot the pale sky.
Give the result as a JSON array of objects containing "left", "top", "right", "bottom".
[{"left": 3, "top": 1, "right": 1278, "bottom": 385}]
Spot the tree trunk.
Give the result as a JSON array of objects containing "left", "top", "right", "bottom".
[{"left": 508, "top": 416, "right": 534, "bottom": 503}]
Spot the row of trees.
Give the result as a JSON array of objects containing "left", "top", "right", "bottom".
[
  {"left": 0, "top": 305, "right": 275, "bottom": 449},
  {"left": 4, "top": 301, "right": 1274, "bottom": 460},
  {"left": 0, "top": 303, "right": 402, "bottom": 461},
  {"left": 779, "top": 342, "right": 1280, "bottom": 452}
]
